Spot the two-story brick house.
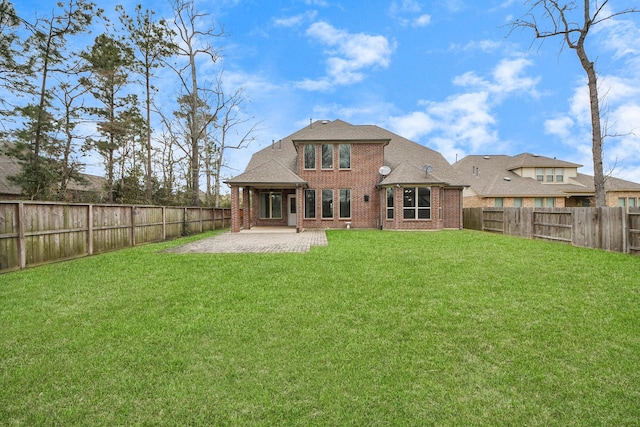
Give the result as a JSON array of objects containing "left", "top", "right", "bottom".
[{"left": 225, "top": 119, "right": 468, "bottom": 232}]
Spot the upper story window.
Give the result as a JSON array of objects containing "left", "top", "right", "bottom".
[
  {"left": 321, "top": 144, "right": 333, "bottom": 169},
  {"left": 536, "top": 167, "right": 564, "bottom": 183},
  {"left": 304, "top": 144, "right": 316, "bottom": 169},
  {"left": 339, "top": 144, "right": 351, "bottom": 169}
]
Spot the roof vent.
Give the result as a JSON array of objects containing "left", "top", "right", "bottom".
[
  {"left": 532, "top": 154, "right": 539, "bottom": 157},
  {"left": 503, "top": 177, "right": 511, "bottom": 181},
  {"left": 483, "top": 155, "right": 490, "bottom": 159},
  {"left": 321, "top": 120, "right": 329, "bottom": 124}
]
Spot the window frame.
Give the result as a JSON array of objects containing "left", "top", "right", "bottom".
[
  {"left": 386, "top": 187, "right": 394, "bottom": 219},
  {"left": 339, "top": 189, "right": 351, "bottom": 219},
  {"left": 546, "top": 168, "right": 554, "bottom": 182},
  {"left": 321, "top": 144, "right": 333, "bottom": 169},
  {"left": 322, "top": 189, "right": 334, "bottom": 219},
  {"left": 304, "top": 144, "right": 316, "bottom": 169},
  {"left": 402, "top": 187, "right": 431, "bottom": 220},
  {"left": 339, "top": 144, "right": 351, "bottom": 169},
  {"left": 514, "top": 197, "right": 523, "bottom": 207},
  {"left": 259, "top": 191, "right": 282, "bottom": 219},
  {"left": 304, "top": 189, "right": 316, "bottom": 219}
]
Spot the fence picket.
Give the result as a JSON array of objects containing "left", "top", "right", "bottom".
[
  {"left": 464, "top": 207, "right": 637, "bottom": 255},
  {"left": 0, "top": 201, "right": 231, "bottom": 272}
]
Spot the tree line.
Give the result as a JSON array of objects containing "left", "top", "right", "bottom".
[{"left": 0, "top": 0, "right": 257, "bottom": 207}]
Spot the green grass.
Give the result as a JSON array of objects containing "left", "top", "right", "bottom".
[{"left": 1, "top": 229, "right": 639, "bottom": 426}]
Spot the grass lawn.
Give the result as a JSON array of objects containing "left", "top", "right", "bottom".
[{"left": 1, "top": 229, "right": 638, "bottom": 426}]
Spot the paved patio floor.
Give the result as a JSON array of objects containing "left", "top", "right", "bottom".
[{"left": 164, "top": 227, "right": 328, "bottom": 254}]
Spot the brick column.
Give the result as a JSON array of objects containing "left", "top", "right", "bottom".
[
  {"left": 296, "top": 186, "right": 304, "bottom": 233},
  {"left": 231, "top": 185, "right": 241, "bottom": 232},
  {"left": 242, "top": 187, "right": 251, "bottom": 230}
]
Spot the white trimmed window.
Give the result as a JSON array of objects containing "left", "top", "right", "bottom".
[
  {"left": 259, "top": 192, "right": 282, "bottom": 218},
  {"left": 304, "top": 144, "right": 316, "bottom": 169},
  {"left": 403, "top": 187, "right": 431, "bottom": 219},
  {"left": 322, "top": 189, "right": 333, "bottom": 218},
  {"left": 339, "top": 189, "right": 351, "bottom": 218},
  {"left": 386, "top": 188, "right": 394, "bottom": 219},
  {"left": 321, "top": 144, "right": 333, "bottom": 169},
  {"left": 304, "top": 189, "right": 316, "bottom": 218},
  {"left": 339, "top": 144, "right": 351, "bottom": 169}
]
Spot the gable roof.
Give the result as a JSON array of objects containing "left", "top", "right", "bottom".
[
  {"left": 372, "top": 126, "right": 467, "bottom": 187},
  {"left": 506, "top": 153, "right": 581, "bottom": 170},
  {"left": 292, "top": 119, "right": 390, "bottom": 143},
  {"left": 225, "top": 158, "right": 306, "bottom": 188}
]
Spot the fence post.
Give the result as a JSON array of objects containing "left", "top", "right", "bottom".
[
  {"left": 622, "top": 207, "right": 628, "bottom": 254},
  {"left": 162, "top": 206, "right": 166, "bottom": 241},
  {"left": 17, "top": 202, "right": 25, "bottom": 269},
  {"left": 131, "top": 206, "right": 136, "bottom": 247},
  {"left": 87, "top": 204, "right": 93, "bottom": 255}
]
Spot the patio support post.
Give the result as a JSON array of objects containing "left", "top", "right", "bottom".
[
  {"left": 231, "top": 185, "right": 241, "bottom": 232},
  {"left": 242, "top": 187, "right": 251, "bottom": 230},
  {"left": 296, "top": 186, "right": 304, "bottom": 233}
]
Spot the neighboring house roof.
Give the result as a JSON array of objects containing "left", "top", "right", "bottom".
[
  {"left": 226, "top": 119, "right": 468, "bottom": 188},
  {"left": 454, "top": 153, "right": 640, "bottom": 198},
  {"left": 0, "top": 144, "right": 106, "bottom": 198},
  {"left": 506, "top": 153, "right": 581, "bottom": 170},
  {"left": 0, "top": 151, "right": 22, "bottom": 196}
]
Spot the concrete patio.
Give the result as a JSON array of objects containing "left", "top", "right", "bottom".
[{"left": 164, "top": 227, "right": 328, "bottom": 254}]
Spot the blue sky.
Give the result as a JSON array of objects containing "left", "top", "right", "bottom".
[{"left": 11, "top": 0, "right": 640, "bottom": 185}]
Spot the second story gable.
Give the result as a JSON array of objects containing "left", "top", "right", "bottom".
[
  {"left": 291, "top": 119, "right": 389, "bottom": 186},
  {"left": 505, "top": 153, "right": 581, "bottom": 185}
]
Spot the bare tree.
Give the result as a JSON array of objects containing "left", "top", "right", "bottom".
[
  {"left": 209, "top": 82, "right": 259, "bottom": 208},
  {"left": 167, "top": 0, "right": 223, "bottom": 206},
  {"left": 512, "top": 0, "right": 639, "bottom": 207}
]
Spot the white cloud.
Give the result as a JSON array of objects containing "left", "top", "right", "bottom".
[
  {"left": 388, "top": 57, "right": 541, "bottom": 160},
  {"left": 273, "top": 11, "right": 317, "bottom": 28},
  {"left": 452, "top": 57, "right": 539, "bottom": 98},
  {"left": 389, "top": 1, "right": 431, "bottom": 28},
  {"left": 413, "top": 14, "right": 432, "bottom": 27},
  {"left": 301, "top": 21, "right": 394, "bottom": 90},
  {"left": 544, "top": 116, "right": 574, "bottom": 139}
]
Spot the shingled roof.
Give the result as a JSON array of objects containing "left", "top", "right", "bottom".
[
  {"left": 226, "top": 119, "right": 467, "bottom": 188},
  {"left": 454, "top": 153, "right": 640, "bottom": 198}
]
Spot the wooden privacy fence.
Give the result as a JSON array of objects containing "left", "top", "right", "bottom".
[
  {"left": 463, "top": 207, "right": 640, "bottom": 255},
  {"left": 0, "top": 201, "right": 231, "bottom": 272}
]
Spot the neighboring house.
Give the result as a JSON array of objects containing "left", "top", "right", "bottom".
[
  {"left": 225, "top": 119, "right": 468, "bottom": 232},
  {"left": 0, "top": 148, "right": 107, "bottom": 202},
  {"left": 453, "top": 153, "right": 640, "bottom": 208}
]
